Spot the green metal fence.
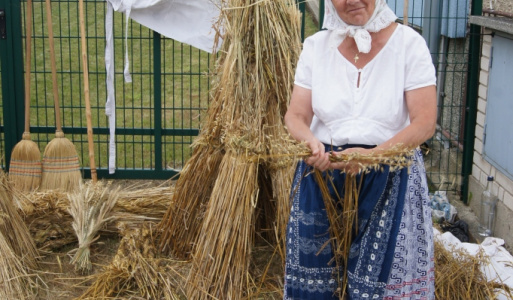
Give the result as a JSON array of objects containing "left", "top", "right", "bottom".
[
  {"left": 0, "top": 0, "right": 213, "bottom": 179},
  {"left": 0, "top": 0, "right": 481, "bottom": 194}
]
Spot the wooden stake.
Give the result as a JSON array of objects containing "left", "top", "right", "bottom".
[
  {"left": 78, "top": 0, "right": 97, "bottom": 183},
  {"left": 403, "top": 0, "right": 409, "bottom": 27}
]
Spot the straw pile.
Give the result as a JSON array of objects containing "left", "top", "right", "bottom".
[
  {"left": 157, "top": 0, "right": 303, "bottom": 298},
  {"left": 434, "top": 239, "right": 513, "bottom": 299},
  {"left": 12, "top": 181, "right": 173, "bottom": 251},
  {"left": 77, "top": 222, "right": 182, "bottom": 300},
  {"left": 0, "top": 173, "right": 39, "bottom": 268},
  {"left": 0, "top": 173, "right": 39, "bottom": 299},
  {"left": 0, "top": 228, "right": 38, "bottom": 299}
]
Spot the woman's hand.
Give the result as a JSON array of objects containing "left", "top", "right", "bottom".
[
  {"left": 305, "top": 139, "right": 331, "bottom": 171},
  {"left": 330, "top": 147, "right": 373, "bottom": 174}
]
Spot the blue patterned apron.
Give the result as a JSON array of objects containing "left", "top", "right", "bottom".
[{"left": 284, "top": 145, "right": 435, "bottom": 300}]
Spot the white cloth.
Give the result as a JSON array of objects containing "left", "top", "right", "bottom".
[
  {"left": 104, "top": 0, "right": 221, "bottom": 173},
  {"left": 294, "top": 24, "right": 436, "bottom": 146},
  {"left": 323, "top": 0, "right": 397, "bottom": 53}
]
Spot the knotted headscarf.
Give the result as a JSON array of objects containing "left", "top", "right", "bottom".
[{"left": 323, "top": 0, "right": 397, "bottom": 53}]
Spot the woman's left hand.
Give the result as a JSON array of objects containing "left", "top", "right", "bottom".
[{"left": 330, "top": 147, "right": 373, "bottom": 174}]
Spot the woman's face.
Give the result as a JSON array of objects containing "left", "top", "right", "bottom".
[{"left": 332, "top": 0, "right": 376, "bottom": 26}]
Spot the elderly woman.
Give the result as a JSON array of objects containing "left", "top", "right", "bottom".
[{"left": 283, "top": 0, "right": 436, "bottom": 299}]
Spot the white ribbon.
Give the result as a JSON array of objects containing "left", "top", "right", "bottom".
[{"left": 105, "top": 1, "right": 116, "bottom": 174}]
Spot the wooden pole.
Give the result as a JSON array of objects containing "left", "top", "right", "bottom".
[
  {"left": 403, "top": 0, "right": 409, "bottom": 27},
  {"left": 78, "top": 0, "right": 97, "bottom": 183}
]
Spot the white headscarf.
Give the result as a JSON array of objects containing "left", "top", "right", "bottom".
[{"left": 323, "top": 0, "right": 397, "bottom": 53}]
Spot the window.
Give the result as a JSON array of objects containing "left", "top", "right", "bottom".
[{"left": 483, "top": 34, "right": 513, "bottom": 180}]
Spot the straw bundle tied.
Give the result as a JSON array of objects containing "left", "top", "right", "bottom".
[
  {"left": 10, "top": 0, "right": 42, "bottom": 192},
  {"left": 78, "top": 222, "right": 182, "bottom": 300},
  {"left": 67, "top": 181, "right": 120, "bottom": 272},
  {"left": 0, "top": 173, "right": 39, "bottom": 269},
  {"left": 41, "top": 0, "right": 82, "bottom": 192},
  {"left": 156, "top": 0, "right": 303, "bottom": 298},
  {"left": 158, "top": 145, "right": 224, "bottom": 257}
]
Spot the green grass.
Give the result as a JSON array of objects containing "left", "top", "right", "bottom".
[{"left": 24, "top": 0, "right": 212, "bottom": 171}]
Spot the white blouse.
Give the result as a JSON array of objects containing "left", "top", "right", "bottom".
[{"left": 294, "top": 24, "right": 436, "bottom": 146}]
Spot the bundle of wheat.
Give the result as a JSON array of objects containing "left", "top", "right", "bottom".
[
  {"left": 77, "top": 223, "right": 182, "bottom": 300},
  {"left": 156, "top": 0, "right": 302, "bottom": 298},
  {"left": 67, "top": 182, "right": 119, "bottom": 272},
  {"left": 0, "top": 173, "right": 39, "bottom": 268}
]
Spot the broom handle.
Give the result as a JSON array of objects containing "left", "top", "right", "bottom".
[
  {"left": 23, "top": 0, "right": 33, "bottom": 135},
  {"left": 403, "top": 0, "right": 409, "bottom": 27},
  {"left": 45, "top": 0, "right": 62, "bottom": 132},
  {"left": 78, "top": 0, "right": 97, "bottom": 182}
]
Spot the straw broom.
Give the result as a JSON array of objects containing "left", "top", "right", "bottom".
[
  {"left": 9, "top": 0, "right": 42, "bottom": 191},
  {"left": 41, "top": 0, "right": 82, "bottom": 191}
]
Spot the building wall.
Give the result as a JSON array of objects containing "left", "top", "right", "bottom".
[
  {"left": 470, "top": 26, "right": 513, "bottom": 246},
  {"left": 484, "top": 0, "right": 513, "bottom": 12}
]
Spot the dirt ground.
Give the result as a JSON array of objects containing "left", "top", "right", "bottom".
[{"left": 36, "top": 235, "right": 122, "bottom": 299}]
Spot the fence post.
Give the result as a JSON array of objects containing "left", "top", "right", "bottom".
[
  {"left": 153, "top": 31, "right": 163, "bottom": 171},
  {"left": 0, "top": 0, "right": 25, "bottom": 170},
  {"left": 461, "top": 0, "right": 483, "bottom": 203}
]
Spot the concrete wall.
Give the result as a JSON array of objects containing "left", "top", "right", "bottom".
[{"left": 484, "top": 0, "right": 513, "bottom": 12}]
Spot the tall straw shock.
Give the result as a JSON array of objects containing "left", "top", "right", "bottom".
[
  {"left": 41, "top": 0, "right": 82, "bottom": 191},
  {"left": 9, "top": 0, "right": 42, "bottom": 191},
  {"left": 158, "top": 0, "right": 303, "bottom": 298}
]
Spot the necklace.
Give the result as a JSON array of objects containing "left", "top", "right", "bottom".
[{"left": 354, "top": 52, "right": 360, "bottom": 63}]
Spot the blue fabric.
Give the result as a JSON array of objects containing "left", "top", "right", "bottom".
[{"left": 284, "top": 144, "right": 408, "bottom": 300}]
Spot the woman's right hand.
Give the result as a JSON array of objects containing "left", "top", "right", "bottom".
[{"left": 305, "top": 139, "right": 331, "bottom": 171}]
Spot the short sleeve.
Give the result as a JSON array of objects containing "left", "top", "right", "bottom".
[
  {"left": 294, "top": 37, "right": 314, "bottom": 90},
  {"left": 404, "top": 31, "right": 436, "bottom": 91}
]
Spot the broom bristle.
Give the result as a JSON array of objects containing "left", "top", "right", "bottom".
[
  {"left": 41, "top": 132, "right": 82, "bottom": 192},
  {"left": 9, "top": 134, "right": 42, "bottom": 191}
]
